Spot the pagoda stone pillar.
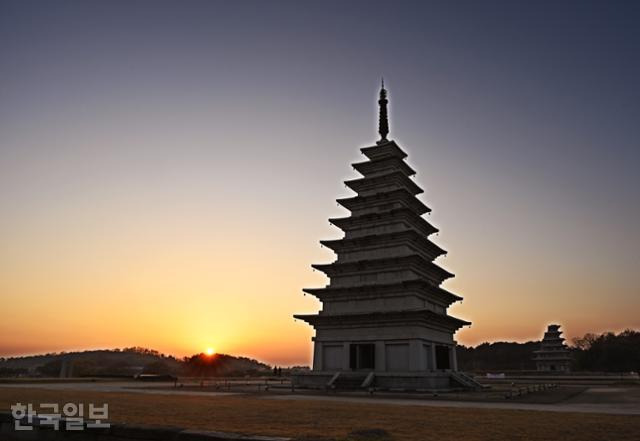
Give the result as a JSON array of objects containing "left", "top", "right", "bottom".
[
  {"left": 312, "top": 341, "right": 321, "bottom": 370},
  {"left": 451, "top": 345, "right": 458, "bottom": 371},
  {"left": 430, "top": 343, "right": 437, "bottom": 371},
  {"left": 375, "top": 341, "right": 385, "bottom": 371},
  {"left": 409, "top": 340, "right": 422, "bottom": 371},
  {"left": 342, "top": 342, "right": 350, "bottom": 370}
]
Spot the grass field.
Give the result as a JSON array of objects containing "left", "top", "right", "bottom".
[{"left": 1, "top": 387, "right": 638, "bottom": 441}]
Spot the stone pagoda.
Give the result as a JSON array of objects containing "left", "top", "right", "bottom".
[
  {"left": 294, "top": 82, "right": 475, "bottom": 390},
  {"left": 533, "top": 324, "right": 571, "bottom": 372}
]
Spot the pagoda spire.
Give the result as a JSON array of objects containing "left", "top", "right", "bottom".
[{"left": 377, "top": 78, "right": 389, "bottom": 144}]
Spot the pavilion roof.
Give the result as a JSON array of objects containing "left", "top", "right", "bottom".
[
  {"left": 360, "top": 140, "right": 408, "bottom": 160},
  {"left": 352, "top": 156, "right": 416, "bottom": 177},
  {"left": 294, "top": 308, "right": 470, "bottom": 332},
  {"left": 337, "top": 188, "right": 430, "bottom": 215},
  {"left": 312, "top": 254, "right": 454, "bottom": 285},
  {"left": 320, "top": 229, "right": 446, "bottom": 261},
  {"left": 329, "top": 207, "right": 439, "bottom": 236},
  {"left": 344, "top": 169, "right": 423, "bottom": 196},
  {"left": 303, "top": 280, "right": 462, "bottom": 305}
]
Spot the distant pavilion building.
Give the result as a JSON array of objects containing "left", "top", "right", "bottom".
[
  {"left": 294, "top": 82, "right": 476, "bottom": 390},
  {"left": 533, "top": 324, "right": 571, "bottom": 372}
]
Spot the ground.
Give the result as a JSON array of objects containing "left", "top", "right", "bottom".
[{"left": 0, "top": 382, "right": 638, "bottom": 441}]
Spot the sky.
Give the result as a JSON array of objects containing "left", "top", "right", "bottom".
[{"left": 1, "top": 0, "right": 638, "bottom": 365}]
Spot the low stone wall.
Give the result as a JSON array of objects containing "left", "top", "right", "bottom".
[
  {"left": 374, "top": 372, "right": 451, "bottom": 390},
  {"left": 291, "top": 372, "right": 334, "bottom": 389},
  {"left": 293, "top": 371, "right": 453, "bottom": 390},
  {"left": 0, "top": 411, "right": 290, "bottom": 441}
]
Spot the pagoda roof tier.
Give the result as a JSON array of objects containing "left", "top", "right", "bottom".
[
  {"left": 352, "top": 156, "right": 416, "bottom": 178},
  {"left": 330, "top": 208, "right": 438, "bottom": 237},
  {"left": 360, "top": 140, "right": 408, "bottom": 160},
  {"left": 533, "top": 354, "right": 572, "bottom": 361},
  {"left": 294, "top": 308, "right": 470, "bottom": 332},
  {"left": 533, "top": 349, "right": 569, "bottom": 354},
  {"left": 542, "top": 337, "right": 565, "bottom": 342},
  {"left": 337, "top": 188, "right": 430, "bottom": 215},
  {"left": 303, "top": 280, "right": 462, "bottom": 306},
  {"left": 540, "top": 343, "right": 566, "bottom": 351},
  {"left": 320, "top": 230, "right": 446, "bottom": 261},
  {"left": 344, "top": 170, "right": 423, "bottom": 196},
  {"left": 312, "top": 254, "right": 454, "bottom": 285}
]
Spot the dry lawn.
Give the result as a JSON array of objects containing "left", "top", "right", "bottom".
[{"left": 0, "top": 387, "right": 638, "bottom": 441}]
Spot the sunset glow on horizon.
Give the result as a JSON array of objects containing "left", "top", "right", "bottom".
[{"left": 1, "top": 1, "right": 638, "bottom": 366}]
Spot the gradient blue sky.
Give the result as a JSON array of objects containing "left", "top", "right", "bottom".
[{"left": 1, "top": 1, "right": 638, "bottom": 364}]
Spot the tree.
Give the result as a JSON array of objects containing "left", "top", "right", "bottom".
[{"left": 572, "top": 329, "right": 640, "bottom": 372}]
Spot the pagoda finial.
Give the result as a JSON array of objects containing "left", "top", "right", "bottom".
[{"left": 377, "top": 78, "right": 389, "bottom": 144}]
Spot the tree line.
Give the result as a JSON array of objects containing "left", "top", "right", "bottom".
[{"left": 457, "top": 329, "right": 639, "bottom": 373}]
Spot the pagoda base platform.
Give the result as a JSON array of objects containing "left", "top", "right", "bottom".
[{"left": 292, "top": 371, "right": 477, "bottom": 391}]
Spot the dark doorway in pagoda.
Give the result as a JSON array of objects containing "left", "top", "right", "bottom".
[
  {"left": 435, "top": 345, "right": 451, "bottom": 370},
  {"left": 349, "top": 344, "right": 375, "bottom": 370}
]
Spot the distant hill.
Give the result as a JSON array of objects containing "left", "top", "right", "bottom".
[
  {"left": 182, "top": 353, "right": 270, "bottom": 377},
  {"left": 0, "top": 347, "right": 270, "bottom": 378}
]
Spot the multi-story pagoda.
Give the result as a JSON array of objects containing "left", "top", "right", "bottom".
[
  {"left": 294, "top": 82, "right": 474, "bottom": 390},
  {"left": 533, "top": 324, "right": 571, "bottom": 372}
]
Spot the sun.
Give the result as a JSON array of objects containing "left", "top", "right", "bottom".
[{"left": 205, "top": 347, "right": 215, "bottom": 356}]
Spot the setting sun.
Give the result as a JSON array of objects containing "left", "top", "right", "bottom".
[{"left": 206, "top": 347, "right": 215, "bottom": 356}]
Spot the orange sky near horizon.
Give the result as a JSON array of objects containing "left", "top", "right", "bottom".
[
  {"left": 2, "top": 116, "right": 638, "bottom": 366},
  {"left": 1, "top": 156, "right": 637, "bottom": 366}
]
